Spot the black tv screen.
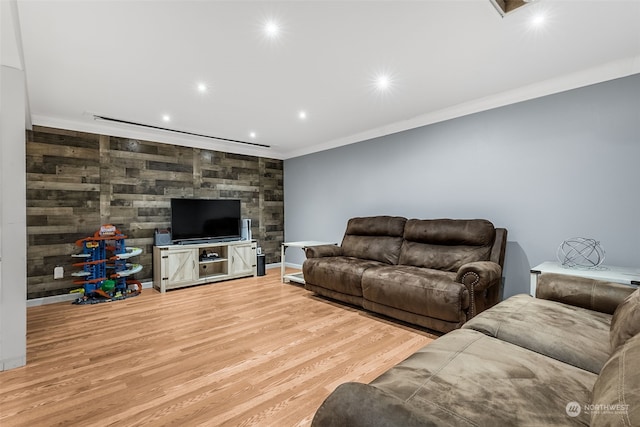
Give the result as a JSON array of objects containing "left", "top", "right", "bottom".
[{"left": 170, "top": 198, "right": 241, "bottom": 243}]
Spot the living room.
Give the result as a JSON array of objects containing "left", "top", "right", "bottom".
[{"left": 2, "top": 0, "right": 640, "bottom": 425}]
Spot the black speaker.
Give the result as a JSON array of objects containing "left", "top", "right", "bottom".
[
  {"left": 257, "top": 254, "right": 266, "bottom": 276},
  {"left": 154, "top": 228, "right": 172, "bottom": 246}
]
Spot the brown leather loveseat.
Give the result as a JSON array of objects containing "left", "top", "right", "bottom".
[{"left": 303, "top": 216, "right": 507, "bottom": 333}]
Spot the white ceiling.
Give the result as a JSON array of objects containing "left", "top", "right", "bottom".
[{"left": 6, "top": 0, "right": 640, "bottom": 159}]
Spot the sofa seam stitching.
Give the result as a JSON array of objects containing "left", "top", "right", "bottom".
[
  {"left": 405, "top": 333, "right": 485, "bottom": 403},
  {"left": 619, "top": 345, "right": 630, "bottom": 426},
  {"left": 491, "top": 296, "right": 534, "bottom": 338}
]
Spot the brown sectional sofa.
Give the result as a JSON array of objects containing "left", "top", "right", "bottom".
[
  {"left": 303, "top": 216, "right": 507, "bottom": 333},
  {"left": 311, "top": 273, "right": 640, "bottom": 426}
]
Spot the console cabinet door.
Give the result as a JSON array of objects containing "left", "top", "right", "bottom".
[
  {"left": 229, "top": 244, "right": 256, "bottom": 276},
  {"left": 164, "top": 248, "right": 197, "bottom": 286}
]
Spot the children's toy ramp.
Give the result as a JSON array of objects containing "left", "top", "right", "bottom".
[
  {"left": 112, "top": 264, "right": 143, "bottom": 278},
  {"left": 113, "top": 247, "right": 143, "bottom": 260},
  {"left": 71, "top": 225, "right": 143, "bottom": 305},
  {"left": 71, "top": 271, "right": 91, "bottom": 277}
]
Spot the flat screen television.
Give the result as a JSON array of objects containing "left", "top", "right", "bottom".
[{"left": 170, "top": 198, "right": 242, "bottom": 244}]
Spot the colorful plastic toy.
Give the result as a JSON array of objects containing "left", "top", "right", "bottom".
[{"left": 71, "top": 224, "right": 143, "bottom": 304}]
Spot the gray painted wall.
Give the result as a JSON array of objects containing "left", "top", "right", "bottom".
[{"left": 283, "top": 73, "right": 640, "bottom": 298}]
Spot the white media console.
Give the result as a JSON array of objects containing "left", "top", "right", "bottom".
[{"left": 153, "top": 240, "right": 257, "bottom": 292}]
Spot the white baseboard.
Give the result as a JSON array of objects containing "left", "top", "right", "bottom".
[
  {"left": 284, "top": 262, "right": 302, "bottom": 269},
  {"left": 27, "top": 280, "right": 154, "bottom": 307},
  {"left": 266, "top": 262, "right": 303, "bottom": 270}
]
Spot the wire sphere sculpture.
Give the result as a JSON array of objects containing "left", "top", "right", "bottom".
[{"left": 556, "top": 237, "right": 605, "bottom": 269}]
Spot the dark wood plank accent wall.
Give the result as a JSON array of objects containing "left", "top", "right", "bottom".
[{"left": 26, "top": 126, "right": 284, "bottom": 299}]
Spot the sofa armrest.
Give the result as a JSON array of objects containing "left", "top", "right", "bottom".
[
  {"left": 456, "top": 261, "right": 502, "bottom": 318},
  {"left": 456, "top": 261, "right": 502, "bottom": 293},
  {"left": 536, "top": 273, "right": 636, "bottom": 314},
  {"left": 305, "top": 244, "right": 342, "bottom": 258},
  {"left": 311, "top": 382, "right": 439, "bottom": 427}
]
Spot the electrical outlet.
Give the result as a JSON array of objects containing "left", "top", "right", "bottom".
[{"left": 54, "top": 266, "right": 64, "bottom": 280}]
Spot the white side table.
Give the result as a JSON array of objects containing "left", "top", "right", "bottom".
[
  {"left": 281, "top": 241, "right": 336, "bottom": 284},
  {"left": 530, "top": 261, "right": 640, "bottom": 296}
]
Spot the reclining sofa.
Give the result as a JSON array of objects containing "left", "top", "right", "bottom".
[
  {"left": 303, "top": 216, "right": 507, "bottom": 333},
  {"left": 311, "top": 273, "right": 640, "bottom": 426}
]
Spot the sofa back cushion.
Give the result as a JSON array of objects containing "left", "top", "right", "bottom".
[
  {"left": 399, "top": 219, "right": 496, "bottom": 271},
  {"left": 537, "top": 274, "right": 635, "bottom": 315},
  {"left": 610, "top": 288, "right": 640, "bottom": 353},
  {"left": 591, "top": 332, "right": 640, "bottom": 426},
  {"left": 341, "top": 216, "right": 407, "bottom": 264}
]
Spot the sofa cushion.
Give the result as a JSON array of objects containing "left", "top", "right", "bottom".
[
  {"left": 361, "top": 265, "right": 468, "bottom": 323},
  {"left": 370, "top": 329, "right": 596, "bottom": 426},
  {"left": 462, "top": 294, "right": 612, "bottom": 374},
  {"left": 399, "top": 219, "right": 495, "bottom": 271},
  {"left": 610, "top": 288, "right": 640, "bottom": 353},
  {"left": 591, "top": 332, "right": 640, "bottom": 426},
  {"left": 341, "top": 216, "right": 406, "bottom": 264},
  {"left": 303, "top": 257, "right": 384, "bottom": 298}
]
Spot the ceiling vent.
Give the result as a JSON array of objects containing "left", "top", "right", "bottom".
[{"left": 93, "top": 115, "right": 271, "bottom": 149}]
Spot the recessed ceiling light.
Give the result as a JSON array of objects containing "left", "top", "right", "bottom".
[
  {"left": 298, "top": 111, "right": 307, "bottom": 120},
  {"left": 162, "top": 114, "right": 171, "bottom": 122},
  {"left": 249, "top": 131, "right": 257, "bottom": 139},
  {"left": 197, "top": 82, "right": 208, "bottom": 93},
  {"left": 531, "top": 13, "right": 545, "bottom": 26},
  {"left": 258, "top": 14, "right": 286, "bottom": 45},
  {"left": 368, "top": 69, "right": 398, "bottom": 98},
  {"left": 376, "top": 75, "right": 391, "bottom": 91},
  {"left": 264, "top": 20, "right": 280, "bottom": 38},
  {"left": 524, "top": 3, "right": 554, "bottom": 33}
]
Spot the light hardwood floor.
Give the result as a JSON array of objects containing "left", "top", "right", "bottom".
[{"left": 0, "top": 268, "right": 435, "bottom": 427}]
